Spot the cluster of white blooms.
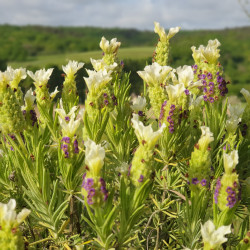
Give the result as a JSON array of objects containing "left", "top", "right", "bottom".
[
  {"left": 0, "top": 199, "right": 30, "bottom": 229},
  {"left": 137, "top": 62, "right": 172, "bottom": 87},
  {"left": 191, "top": 39, "right": 221, "bottom": 64},
  {"left": 131, "top": 114, "right": 166, "bottom": 149},
  {"left": 154, "top": 22, "right": 180, "bottom": 42},
  {"left": 62, "top": 60, "right": 84, "bottom": 80},
  {"left": 84, "top": 69, "right": 112, "bottom": 94},
  {"left": 201, "top": 220, "right": 231, "bottom": 249}
]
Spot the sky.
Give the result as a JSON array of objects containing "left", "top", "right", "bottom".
[{"left": 0, "top": 0, "right": 249, "bottom": 30}]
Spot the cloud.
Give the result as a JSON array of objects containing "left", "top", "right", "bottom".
[{"left": 0, "top": 0, "right": 249, "bottom": 30}]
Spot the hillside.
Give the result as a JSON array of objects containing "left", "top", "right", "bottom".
[{"left": 1, "top": 25, "right": 249, "bottom": 96}]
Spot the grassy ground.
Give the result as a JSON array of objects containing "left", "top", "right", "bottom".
[{"left": 8, "top": 46, "right": 154, "bottom": 68}]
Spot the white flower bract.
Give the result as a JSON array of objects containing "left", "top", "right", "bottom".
[
  {"left": 131, "top": 114, "right": 166, "bottom": 149},
  {"left": 85, "top": 139, "right": 105, "bottom": 176},
  {"left": 223, "top": 150, "right": 239, "bottom": 174},
  {"left": 0, "top": 199, "right": 30, "bottom": 229},
  {"left": 22, "top": 88, "right": 36, "bottom": 110},
  {"left": 198, "top": 126, "right": 214, "bottom": 151},
  {"left": 62, "top": 60, "right": 84, "bottom": 79},
  {"left": 131, "top": 96, "right": 147, "bottom": 112},
  {"left": 137, "top": 62, "right": 172, "bottom": 87},
  {"left": 90, "top": 58, "right": 118, "bottom": 72},
  {"left": 27, "top": 68, "right": 53, "bottom": 87},
  {"left": 201, "top": 220, "right": 231, "bottom": 249},
  {"left": 165, "top": 83, "right": 185, "bottom": 103},
  {"left": 100, "top": 37, "right": 121, "bottom": 54},
  {"left": 84, "top": 69, "right": 112, "bottom": 93},
  {"left": 154, "top": 22, "right": 180, "bottom": 42},
  {"left": 55, "top": 99, "right": 78, "bottom": 121}
]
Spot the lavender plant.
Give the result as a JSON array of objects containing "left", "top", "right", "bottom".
[{"left": 0, "top": 22, "right": 249, "bottom": 250}]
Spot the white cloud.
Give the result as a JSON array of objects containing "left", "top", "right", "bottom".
[{"left": 0, "top": 0, "right": 249, "bottom": 30}]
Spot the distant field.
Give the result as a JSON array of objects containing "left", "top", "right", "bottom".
[{"left": 8, "top": 47, "right": 154, "bottom": 68}]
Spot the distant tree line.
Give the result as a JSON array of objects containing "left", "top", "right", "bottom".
[{"left": 0, "top": 25, "right": 249, "bottom": 96}]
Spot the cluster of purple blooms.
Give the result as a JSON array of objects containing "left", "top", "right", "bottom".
[
  {"left": 23, "top": 109, "right": 37, "bottom": 126},
  {"left": 138, "top": 174, "right": 144, "bottom": 183},
  {"left": 103, "top": 93, "right": 118, "bottom": 107},
  {"left": 226, "top": 183, "right": 238, "bottom": 208},
  {"left": 159, "top": 100, "right": 167, "bottom": 127},
  {"left": 192, "top": 65, "right": 229, "bottom": 103},
  {"left": 82, "top": 174, "right": 108, "bottom": 205},
  {"left": 189, "top": 177, "right": 207, "bottom": 187},
  {"left": 61, "top": 136, "right": 79, "bottom": 158},
  {"left": 167, "top": 104, "right": 176, "bottom": 133},
  {"left": 241, "top": 123, "right": 248, "bottom": 137},
  {"left": 214, "top": 178, "right": 221, "bottom": 204}
]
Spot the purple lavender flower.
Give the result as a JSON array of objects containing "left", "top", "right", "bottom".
[
  {"left": 159, "top": 101, "right": 167, "bottom": 121},
  {"left": 103, "top": 93, "right": 108, "bottom": 98},
  {"left": 167, "top": 116, "right": 172, "bottom": 122},
  {"left": 207, "top": 72, "right": 213, "bottom": 79},
  {"left": 87, "top": 198, "right": 93, "bottom": 205},
  {"left": 184, "top": 89, "right": 190, "bottom": 95},
  {"left": 64, "top": 151, "right": 69, "bottom": 158},
  {"left": 217, "top": 76, "right": 223, "bottom": 83},
  {"left": 138, "top": 111, "right": 144, "bottom": 116},
  {"left": 209, "top": 97, "right": 215, "bottom": 103},
  {"left": 201, "top": 179, "right": 207, "bottom": 186},
  {"left": 138, "top": 175, "right": 144, "bottom": 183},
  {"left": 169, "top": 127, "right": 175, "bottom": 133},
  {"left": 22, "top": 110, "right": 27, "bottom": 115},
  {"left": 65, "top": 116, "right": 70, "bottom": 121},
  {"left": 202, "top": 80, "right": 207, "bottom": 86},
  {"left": 62, "top": 137, "right": 70, "bottom": 143},
  {"left": 209, "top": 82, "right": 214, "bottom": 87},
  {"left": 214, "top": 178, "right": 221, "bottom": 204},
  {"left": 192, "top": 178, "right": 199, "bottom": 185},
  {"left": 192, "top": 65, "right": 198, "bottom": 70},
  {"left": 104, "top": 99, "right": 109, "bottom": 106},
  {"left": 170, "top": 104, "right": 176, "bottom": 110},
  {"left": 169, "top": 110, "right": 174, "bottom": 116},
  {"left": 74, "top": 139, "right": 79, "bottom": 154},
  {"left": 203, "top": 95, "right": 208, "bottom": 101},
  {"left": 200, "top": 74, "right": 206, "bottom": 79},
  {"left": 204, "top": 88, "right": 208, "bottom": 93},
  {"left": 88, "top": 188, "right": 96, "bottom": 197}
]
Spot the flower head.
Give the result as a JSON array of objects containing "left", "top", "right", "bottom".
[
  {"left": 165, "top": 83, "right": 185, "bottom": 103},
  {"left": 131, "top": 96, "right": 147, "bottom": 112},
  {"left": 176, "top": 65, "right": 202, "bottom": 89},
  {"left": 137, "top": 62, "right": 172, "bottom": 87},
  {"left": 55, "top": 99, "right": 78, "bottom": 121},
  {"left": 100, "top": 37, "right": 121, "bottom": 54},
  {"left": 27, "top": 68, "right": 53, "bottom": 87},
  {"left": 84, "top": 69, "right": 112, "bottom": 93},
  {"left": 22, "top": 88, "right": 36, "bottom": 110},
  {"left": 198, "top": 126, "right": 214, "bottom": 151},
  {"left": 201, "top": 220, "right": 231, "bottom": 249},
  {"left": 62, "top": 60, "right": 84, "bottom": 79},
  {"left": 90, "top": 58, "right": 118, "bottom": 72},
  {"left": 58, "top": 115, "right": 81, "bottom": 138},
  {"left": 154, "top": 22, "right": 180, "bottom": 42},
  {"left": 0, "top": 199, "right": 30, "bottom": 229},
  {"left": 50, "top": 86, "right": 59, "bottom": 100},
  {"left": 7, "top": 66, "right": 27, "bottom": 89},
  {"left": 131, "top": 114, "right": 166, "bottom": 149},
  {"left": 223, "top": 150, "right": 238, "bottom": 174},
  {"left": 85, "top": 139, "right": 105, "bottom": 176},
  {"left": 0, "top": 70, "right": 12, "bottom": 91}
]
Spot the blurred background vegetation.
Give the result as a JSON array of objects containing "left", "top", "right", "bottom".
[{"left": 0, "top": 25, "right": 249, "bottom": 101}]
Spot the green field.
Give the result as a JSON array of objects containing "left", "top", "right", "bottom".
[{"left": 8, "top": 47, "right": 154, "bottom": 68}]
